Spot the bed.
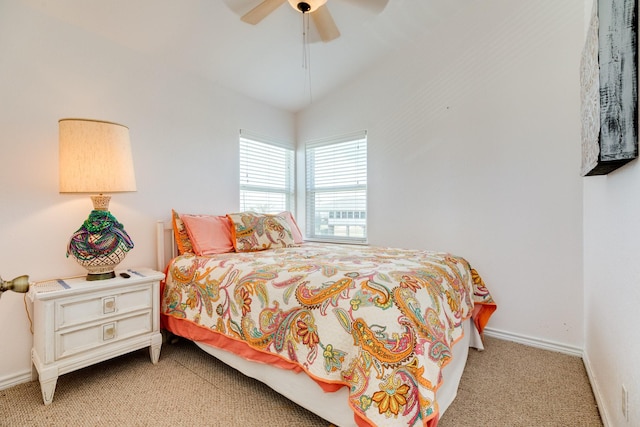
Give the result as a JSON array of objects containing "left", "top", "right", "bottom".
[{"left": 157, "top": 212, "right": 496, "bottom": 427}]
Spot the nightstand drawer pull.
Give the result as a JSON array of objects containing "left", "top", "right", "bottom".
[
  {"left": 103, "top": 297, "right": 116, "bottom": 314},
  {"left": 103, "top": 323, "right": 116, "bottom": 341}
]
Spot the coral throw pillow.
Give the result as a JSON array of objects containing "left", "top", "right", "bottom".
[{"left": 181, "top": 214, "right": 234, "bottom": 256}]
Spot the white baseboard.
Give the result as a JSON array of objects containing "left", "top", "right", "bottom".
[
  {"left": 0, "top": 369, "right": 33, "bottom": 391},
  {"left": 582, "top": 352, "right": 611, "bottom": 427},
  {"left": 483, "top": 327, "right": 583, "bottom": 357}
]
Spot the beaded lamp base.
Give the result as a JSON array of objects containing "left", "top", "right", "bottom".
[
  {"left": 67, "top": 209, "right": 134, "bottom": 281},
  {"left": 72, "top": 243, "right": 129, "bottom": 281}
]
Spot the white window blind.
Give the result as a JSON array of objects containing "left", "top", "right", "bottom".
[
  {"left": 239, "top": 131, "right": 294, "bottom": 214},
  {"left": 305, "top": 131, "right": 367, "bottom": 243}
]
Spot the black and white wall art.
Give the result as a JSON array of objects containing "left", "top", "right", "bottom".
[{"left": 581, "top": 0, "right": 638, "bottom": 176}]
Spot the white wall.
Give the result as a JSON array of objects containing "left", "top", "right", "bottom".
[
  {"left": 579, "top": 1, "right": 640, "bottom": 424},
  {"left": 0, "top": 2, "right": 294, "bottom": 387},
  {"left": 580, "top": 0, "right": 640, "bottom": 419},
  {"left": 297, "top": 0, "right": 585, "bottom": 350},
  {"left": 583, "top": 158, "right": 640, "bottom": 424}
]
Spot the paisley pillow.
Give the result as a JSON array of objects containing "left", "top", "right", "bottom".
[
  {"left": 172, "top": 209, "right": 194, "bottom": 255},
  {"left": 278, "top": 211, "right": 304, "bottom": 244},
  {"left": 226, "top": 212, "right": 296, "bottom": 252}
]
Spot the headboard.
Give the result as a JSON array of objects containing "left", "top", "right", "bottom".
[{"left": 156, "top": 220, "right": 176, "bottom": 272}]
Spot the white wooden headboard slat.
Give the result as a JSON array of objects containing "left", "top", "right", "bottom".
[{"left": 156, "top": 220, "right": 176, "bottom": 271}]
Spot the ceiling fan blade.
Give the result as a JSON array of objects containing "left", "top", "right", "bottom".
[
  {"left": 312, "top": 4, "right": 340, "bottom": 42},
  {"left": 241, "top": 0, "right": 287, "bottom": 25}
]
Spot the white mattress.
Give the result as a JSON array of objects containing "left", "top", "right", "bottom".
[{"left": 195, "top": 317, "right": 482, "bottom": 426}]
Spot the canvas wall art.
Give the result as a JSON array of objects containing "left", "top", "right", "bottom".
[{"left": 581, "top": 0, "right": 638, "bottom": 176}]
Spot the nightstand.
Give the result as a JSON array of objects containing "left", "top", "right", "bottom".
[{"left": 28, "top": 268, "right": 165, "bottom": 405}]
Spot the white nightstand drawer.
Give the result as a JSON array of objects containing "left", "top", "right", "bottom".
[
  {"left": 55, "top": 284, "right": 152, "bottom": 330},
  {"left": 55, "top": 310, "right": 153, "bottom": 359}
]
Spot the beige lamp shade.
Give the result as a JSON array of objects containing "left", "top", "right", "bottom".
[
  {"left": 59, "top": 118, "right": 137, "bottom": 193},
  {"left": 59, "top": 118, "right": 136, "bottom": 280}
]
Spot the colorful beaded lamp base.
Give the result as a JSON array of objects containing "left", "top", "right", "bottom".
[{"left": 67, "top": 209, "right": 134, "bottom": 281}]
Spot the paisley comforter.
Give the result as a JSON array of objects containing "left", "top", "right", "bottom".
[{"left": 161, "top": 242, "right": 496, "bottom": 426}]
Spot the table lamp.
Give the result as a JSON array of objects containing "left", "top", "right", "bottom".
[{"left": 59, "top": 118, "right": 136, "bottom": 281}]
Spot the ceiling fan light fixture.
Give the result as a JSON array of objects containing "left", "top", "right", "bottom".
[{"left": 288, "top": 0, "right": 326, "bottom": 14}]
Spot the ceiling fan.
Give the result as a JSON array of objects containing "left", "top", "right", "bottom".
[{"left": 239, "top": 0, "right": 389, "bottom": 43}]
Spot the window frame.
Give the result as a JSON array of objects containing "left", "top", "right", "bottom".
[
  {"left": 239, "top": 130, "right": 295, "bottom": 215},
  {"left": 304, "top": 131, "right": 368, "bottom": 244}
]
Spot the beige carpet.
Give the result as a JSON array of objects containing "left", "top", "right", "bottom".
[{"left": 0, "top": 336, "right": 602, "bottom": 426}]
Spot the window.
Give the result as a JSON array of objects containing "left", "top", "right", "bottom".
[
  {"left": 239, "top": 130, "right": 294, "bottom": 214},
  {"left": 305, "top": 131, "right": 367, "bottom": 243}
]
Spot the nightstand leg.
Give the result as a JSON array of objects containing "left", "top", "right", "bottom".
[
  {"left": 149, "top": 333, "right": 162, "bottom": 364},
  {"left": 38, "top": 368, "right": 59, "bottom": 405}
]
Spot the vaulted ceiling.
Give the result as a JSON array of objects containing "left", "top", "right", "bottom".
[{"left": 25, "top": 0, "right": 469, "bottom": 112}]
